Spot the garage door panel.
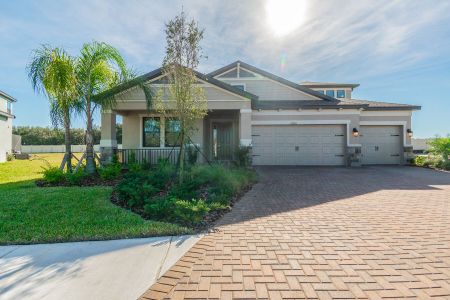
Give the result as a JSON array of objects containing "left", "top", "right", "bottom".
[
  {"left": 360, "top": 125, "right": 402, "bottom": 165},
  {"left": 252, "top": 125, "right": 346, "bottom": 166}
]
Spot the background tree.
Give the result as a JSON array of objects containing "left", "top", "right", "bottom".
[
  {"left": 428, "top": 136, "right": 450, "bottom": 161},
  {"left": 76, "top": 41, "right": 129, "bottom": 175},
  {"left": 13, "top": 126, "right": 107, "bottom": 145},
  {"left": 27, "top": 46, "right": 79, "bottom": 171},
  {"left": 154, "top": 11, "right": 207, "bottom": 182}
]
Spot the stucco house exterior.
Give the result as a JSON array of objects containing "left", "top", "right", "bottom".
[
  {"left": 100, "top": 61, "right": 420, "bottom": 166},
  {"left": 0, "top": 90, "right": 17, "bottom": 163}
]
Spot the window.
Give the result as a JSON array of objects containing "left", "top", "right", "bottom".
[
  {"left": 316, "top": 90, "right": 325, "bottom": 94},
  {"left": 231, "top": 84, "right": 245, "bottom": 91},
  {"left": 336, "top": 90, "right": 345, "bottom": 98},
  {"left": 326, "top": 90, "right": 335, "bottom": 97},
  {"left": 7, "top": 101, "right": 12, "bottom": 114},
  {"left": 143, "top": 117, "right": 160, "bottom": 147},
  {"left": 165, "top": 118, "right": 181, "bottom": 147},
  {"left": 0, "top": 115, "right": 7, "bottom": 121}
]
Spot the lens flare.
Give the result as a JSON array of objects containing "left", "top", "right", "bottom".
[{"left": 266, "top": 0, "right": 308, "bottom": 37}]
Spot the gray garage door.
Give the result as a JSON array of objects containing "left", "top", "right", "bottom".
[
  {"left": 360, "top": 125, "right": 403, "bottom": 165},
  {"left": 252, "top": 125, "right": 346, "bottom": 165}
]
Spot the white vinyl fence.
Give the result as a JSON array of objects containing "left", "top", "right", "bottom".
[{"left": 21, "top": 144, "right": 122, "bottom": 153}]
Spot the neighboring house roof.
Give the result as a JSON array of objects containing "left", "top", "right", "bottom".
[
  {"left": 412, "top": 138, "right": 431, "bottom": 151},
  {"left": 300, "top": 81, "right": 360, "bottom": 89},
  {"left": 96, "top": 67, "right": 259, "bottom": 102},
  {"left": 0, "top": 89, "right": 17, "bottom": 102},
  {"left": 342, "top": 98, "right": 421, "bottom": 111},
  {"left": 207, "top": 60, "right": 338, "bottom": 102}
]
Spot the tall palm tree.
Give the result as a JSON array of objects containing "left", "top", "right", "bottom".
[
  {"left": 76, "top": 41, "right": 130, "bottom": 175},
  {"left": 27, "top": 45, "right": 79, "bottom": 172}
]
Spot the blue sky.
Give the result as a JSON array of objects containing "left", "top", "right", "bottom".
[{"left": 1, "top": 0, "right": 450, "bottom": 137}]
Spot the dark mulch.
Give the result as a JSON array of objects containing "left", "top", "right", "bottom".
[{"left": 35, "top": 176, "right": 121, "bottom": 187}]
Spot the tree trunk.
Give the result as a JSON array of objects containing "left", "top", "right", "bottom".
[
  {"left": 85, "top": 97, "right": 96, "bottom": 175},
  {"left": 178, "top": 129, "right": 185, "bottom": 184},
  {"left": 64, "top": 110, "right": 72, "bottom": 173}
]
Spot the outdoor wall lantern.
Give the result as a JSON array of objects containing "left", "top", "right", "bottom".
[
  {"left": 407, "top": 129, "right": 413, "bottom": 137},
  {"left": 352, "top": 128, "right": 359, "bottom": 137}
]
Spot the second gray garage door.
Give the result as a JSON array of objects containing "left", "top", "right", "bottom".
[
  {"left": 252, "top": 125, "right": 346, "bottom": 165},
  {"left": 360, "top": 125, "right": 403, "bottom": 165}
]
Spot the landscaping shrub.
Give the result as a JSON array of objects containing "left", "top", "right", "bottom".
[
  {"left": 144, "top": 197, "right": 176, "bottom": 221},
  {"left": 234, "top": 146, "right": 251, "bottom": 168},
  {"left": 116, "top": 172, "right": 159, "bottom": 208},
  {"left": 6, "top": 153, "right": 14, "bottom": 162},
  {"left": 173, "top": 199, "right": 210, "bottom": 226},
  {"left": 186, "top": 145, "right": 199, "bottom": 165},
  {"left": 412, "top": 155, "right": 427, "bottom": 167},
  {"left": 114, "top": 162, "right": 256, "bottom": 228},
  {"left": 98, "top": 163, "right": 122, "bottom": 180},
  {"left": 66, "top": 168, "right": 87, "bottom": 185},
  {"left": 41, "top": 166, "right": 65, "bottom": 184}
]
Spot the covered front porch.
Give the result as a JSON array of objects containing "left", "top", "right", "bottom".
[{"left": 100, "top": 107, "right": 252, "bottom": 164}]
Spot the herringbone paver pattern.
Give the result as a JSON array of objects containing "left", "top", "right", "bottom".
[{"left": 141, "top": 166, "right": 450, "bottom": 299}]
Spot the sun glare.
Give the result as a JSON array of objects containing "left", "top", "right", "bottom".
[{"left": 266, "top": 0, "right": 308, "bottom": 37}]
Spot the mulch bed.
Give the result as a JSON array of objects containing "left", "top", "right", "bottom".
[
  {"left": 35, "top": 176, "right": 121, "bottom": 187},
  {"left": 36, "top": 170, "right": 255, "bottom": 232},
  {"left": 110, "top": 182, "right": 254, "bottom": 232}
]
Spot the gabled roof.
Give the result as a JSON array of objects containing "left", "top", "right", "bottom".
[
  {"left": 300, "top": 81, "right": 360, "bottom": 89},
  {"left": 0, "top": 90, "right": 17, "bottom": 102},
  {"left": 96, "top": 67, "right": 259, "bottom": 102},
  {"left": 207, "top": 60, "right": 338, "bottom": 102}
]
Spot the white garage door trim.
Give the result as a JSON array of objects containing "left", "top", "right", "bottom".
[
  {"left": 252, "top": 120, "right": 361, "bottom": 147},
  {"left": 252, "top": 124, "right": 346, "bottom": 166},
  {"left": 359, "top": 121, "right": 411, "bottom": 147}
]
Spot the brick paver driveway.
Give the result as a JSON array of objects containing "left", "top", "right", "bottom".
[{"left": 142, "top": 166, "right": 450, "bottom": 299}]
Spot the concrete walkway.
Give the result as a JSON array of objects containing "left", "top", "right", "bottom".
[{"left": 0, "top": 235, "right": 202, "bottom": 300}]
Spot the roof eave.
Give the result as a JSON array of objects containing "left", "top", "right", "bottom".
[
  {"left": 364, "top": 106, "right": 421, "bottom": 111},
  {"left": 0, "top": 90, "right": 17, "bottom": 102}
]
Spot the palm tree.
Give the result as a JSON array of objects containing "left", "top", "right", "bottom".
[
  {"left": 76, "top": 41, "right": 129, "bottom": 175},
  {"left": 27, "top": 45, "right": 79, "bottom": 172}
]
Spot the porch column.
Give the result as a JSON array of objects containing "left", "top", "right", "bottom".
[
  {"left": 239, "top": 108, "right": 252, "bottom": 146},
  {"left": 100, "top": 109, "right": 117, "bottom": 164}
]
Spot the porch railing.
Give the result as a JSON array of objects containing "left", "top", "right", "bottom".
[{"left": 117, "top": 148, "right": 180, "bottom": 165}]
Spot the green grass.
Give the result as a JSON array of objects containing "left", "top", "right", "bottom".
[{"left": 0, "top": 154, "right": 192, "bottom": 245}]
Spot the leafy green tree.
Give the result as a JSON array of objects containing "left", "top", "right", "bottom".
[
  {"left": 154, "top": 11, "right": 207, "bottom": 182},
  {"left": 27, "top": 46, "right": 79, "bottom": 171},
  {"left": 76, "top": 41, "right": 129, "bottom": 175},
  {"left": 428, "top": 136, "right": 450, "bottom": 161},
  {"left": 13, "top": 126, "right": 103, "bottom": 145}
]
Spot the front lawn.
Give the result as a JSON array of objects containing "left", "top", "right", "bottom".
[{"left": 0, "top": 154, "right": 192, "bottom": 245}]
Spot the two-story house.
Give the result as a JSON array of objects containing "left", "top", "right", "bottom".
[
  {"left": 0, "top": 90, "right": 17, "bottom": 162},
  {"left": 99, "top": 61, "right": 420, "bottom": 166}
]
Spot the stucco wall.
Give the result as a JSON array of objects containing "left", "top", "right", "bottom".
[
  {"left": 219, "top": 78, "right": 319, "bottom": 101},
  {"left": 0, "top": 117, "right": 13, "bottom": 162}
]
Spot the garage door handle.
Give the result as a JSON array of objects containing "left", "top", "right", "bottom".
[
  {"left": 252, "top": 134, "right": 260, "bottom": 137},
  {"left": 335, "top": 154, "right": 345, "bottom": 157},
  {"left": 390, "top": 134, "right": 400, "bottom": 136},
  {"left": 252, "top": 154, "right": 260, "bottom": 157},
  {"left": 335, "top": 134, "right": 344, "bottom": 136},
  {"left": 391, "top": 154, "right": 400, "bottom": 157}
]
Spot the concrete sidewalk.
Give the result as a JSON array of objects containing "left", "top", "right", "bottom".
[{"left": 0, "top": 235, "right": 202, "bottom": 300}]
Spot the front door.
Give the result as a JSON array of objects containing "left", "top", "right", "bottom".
[{"left": 212, "top": 122, "right": 234, "bottom": 160}]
